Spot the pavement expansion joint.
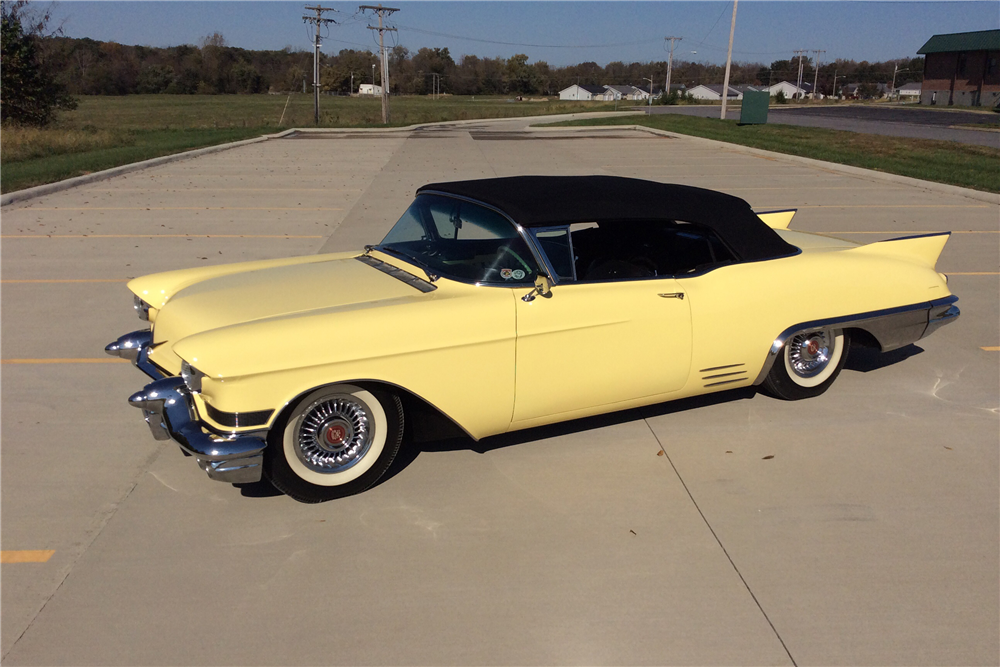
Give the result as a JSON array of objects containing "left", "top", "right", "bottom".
[{"left": 641, "top": 412, "right": 799, "bottom": 666}]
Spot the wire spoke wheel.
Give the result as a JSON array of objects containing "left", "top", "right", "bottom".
[
  {"left": 264, "top": 384, "right": 403, "bottom": 503},
  {"left": 763, "top": 328, "right": 849, "bottom": 400}
]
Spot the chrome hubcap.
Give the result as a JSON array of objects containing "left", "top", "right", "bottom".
[
  {"left": 787, "top": 330, "right": 833, "bottom": 378},
  {"left": 295, "top": 395, "right": 373, "bottom": 473}
]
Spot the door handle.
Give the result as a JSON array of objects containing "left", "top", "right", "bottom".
[{"left": 658, "top": 292, "right": 685, "bottom": 300}]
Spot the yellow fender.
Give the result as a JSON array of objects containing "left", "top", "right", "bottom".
[{"left": 849, "top": 232, "right": 950, "bottom": 270}]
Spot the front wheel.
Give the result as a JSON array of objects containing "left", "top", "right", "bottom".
[
  {"left": 264, "top": 384, "right": 403, "bottom": 502},
  {"left": 762, "top": 328, "right": 850, "bottom": 400}
]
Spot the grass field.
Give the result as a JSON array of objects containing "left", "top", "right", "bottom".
[
  {"left": 3, "top": 94, "right": 998, "bottom": 194},
  {"left": 2, "top": 94, "right": 617, "bottom": 193},
  {"left": 543, "top": 114, "right": 1000, "bottom": 194}
]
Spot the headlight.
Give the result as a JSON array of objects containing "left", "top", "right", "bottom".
[
  {"left": 180, "top": 361, "right": 205, "bottom": 393},
  {"left": 133, "top": 295, "right": 152, "bottom": 321}
]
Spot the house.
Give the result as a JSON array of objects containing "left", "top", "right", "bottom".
[
  {"left": 603, "top": 85, "right": 635, "bottom": 101},
  {"left": 768, "top": 81, "right": 810, "bottom": 99},
  {"left": 687, "top": 84, "right": 742, "bottom": 101},
  {"left": 358, "top": 84, "right": 382, "bottom": 96},
  {"left": 917, "top": 29, "right": 1000, "bottom": 107},
  {"left": 897, "top": 82, "right": 922, "bottom": 100},
  {"left": 842, "top": 82, "right": 889, "bottom": 100},
  {"left": 631, "top": 84, "right": 662, "bottom": 101},
  {"left": 558, "top": 84, "right": 608, "bottom": 101}
]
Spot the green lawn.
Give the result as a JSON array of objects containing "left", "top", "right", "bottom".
[
  {"left": 2, "top": 94, "right": 618, "bottom": 193},
  {"left": 540, "top": 113, "right": 1000, "bottom": 194}
]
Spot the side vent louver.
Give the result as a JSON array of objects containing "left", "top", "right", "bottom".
[{"left": 700, "top": 363, "right": 749, "bottom": 388}]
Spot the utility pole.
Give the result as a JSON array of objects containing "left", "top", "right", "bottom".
[
  {"left": 831, "top": 67, "right": 838, "bottom": 99},
  {"left": 811, "top": 49, "right": 825, "bottom": 100},
  {"left": 664, "top": 36, "right": 682, "bottom": 99},
  {"left": 643, "top": 77, "right": 654, "bottom": 107},
  {"left": 360, "top": 4, "right": 399, "bottom": 124},
  {"left": 303, "top": 5, "right": 338, "bottom": 125},
  {"left": 720, "top": 0, "right": 738, "bottom": 120},
  {"left": 793, "top": 49, "right": 807, "bottom": 101}
]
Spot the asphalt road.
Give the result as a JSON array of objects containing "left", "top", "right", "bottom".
[
  {"left": 2, "top": 116, "right": 998, "bottom": 665},
  {"left": 645, "top": 103, "right": 1000, "bottom": 148}
]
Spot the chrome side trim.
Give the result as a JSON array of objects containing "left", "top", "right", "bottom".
[
  {"left": 752, "top": 296, "right": 960, "bottom": 385},
  {"left": 356, "top": 254, "right": 437, "bottom": 293},
  {"left": 128, "top": 377, "right": 266, "bottom": 484}
]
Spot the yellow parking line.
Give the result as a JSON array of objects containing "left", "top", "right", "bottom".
[
  {"left": 24, "top": 207, "right": 343, "bottom": 211},
  {"left": 777, "top": 205, "right": 992, "bottom": 209},
  {"left": 2, "top": 279, "right": 129, "bottom": 283},
  {"left": 1, "top": 234, "right": 324, "bottom": 239},
  {"left": 1, "top": 551, "right": 55, "bottom": 563},
  {"left": 822, "top": 231, "right": 998, "bottom": 234},
  {"left": 2, "top": 358, "right": 129, "bottom": 364},
  {"left": 982, "top": 347, "right": 1000, "bottom": 352}
]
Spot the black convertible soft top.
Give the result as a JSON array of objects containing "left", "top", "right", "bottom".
[{"left": 417, "top": 175, "right": 797, "bottom": 262}]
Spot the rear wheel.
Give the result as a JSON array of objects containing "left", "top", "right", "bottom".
[
  {"left": 264, "top": 384, "right": 403, "bottom": 502},
  {"left": 763, "top": 328, "right": 850, "bottom": 400}
]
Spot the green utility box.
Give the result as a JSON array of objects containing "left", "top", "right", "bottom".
[{"left": 739, "top": 91, "right": 770, "bottom": 125}]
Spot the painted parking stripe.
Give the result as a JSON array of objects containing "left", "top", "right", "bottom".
[
  {"left": 823, "top": 230, "right": 998, "bottom": 234},
  {"left": 2, "top": 279, "right": 129, "bottom": 283},
  {"left": 2, "top": 358, "right": 129, "bottom": 364},
  {"left": 2, "top": 234, "right": 324, "bottom": 239},
  {"left": 1, "top": 551, "right": 55, "bottom": 563},
  {"left": 982, "top": 347, "right": 1000, "bottom": 352},
  {"left": 23, "top": 206, "right": 343, "bottom": 211}
]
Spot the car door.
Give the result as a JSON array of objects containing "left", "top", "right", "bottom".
[{"left": 511, "top": 276, "right": 692, "bottom": 425}]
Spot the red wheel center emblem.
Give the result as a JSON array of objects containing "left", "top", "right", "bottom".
[
  {"left": 324, "top": 424, "right": 347, "bottom": 446},
  {"left": 806, "top": 339, "right": 820, "bottom": 355}
]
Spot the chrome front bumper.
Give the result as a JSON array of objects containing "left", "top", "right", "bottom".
[{"left": 107, "top": 330, "right": 267, "bottom": 484}]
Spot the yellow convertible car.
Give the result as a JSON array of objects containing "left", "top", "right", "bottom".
[{"left": 107, "top": 176, "right": 959, "bottom": 502}]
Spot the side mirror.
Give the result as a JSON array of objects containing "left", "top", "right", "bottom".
[{"left": 521, "top": 275, "right": 552, "bottom": 302}]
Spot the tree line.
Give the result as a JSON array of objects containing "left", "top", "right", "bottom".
[
  {"left": 2, "top": 0, "right": 924, "bottom": 127},
  {"left": 40, "top": 35, "right": 925, "bottom": 98}
]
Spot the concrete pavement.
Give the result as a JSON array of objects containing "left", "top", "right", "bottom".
[{"left": 2, "top": 115, "right": 997, "bottom": 665}]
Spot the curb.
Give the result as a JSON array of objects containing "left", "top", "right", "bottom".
[
  {"left": 529, "top": 124, "right": 999, "bottom": 205},
  {"left": 0, "top": 129, "right": 298, "bottom": 207},
  {"left": 0, "top": 112, "right": 643, "bottom": 207}
]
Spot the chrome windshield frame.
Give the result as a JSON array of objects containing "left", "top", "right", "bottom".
[{"left": 410, "top": 190, "right": 561, "bottom": 287}]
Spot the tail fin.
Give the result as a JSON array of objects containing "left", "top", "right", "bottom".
[
  {"left": 849, "top": 232, "right": 950, "bottom": 269},
  {"left": 756, "top": 209, "right": 796, "bottom": 230}
]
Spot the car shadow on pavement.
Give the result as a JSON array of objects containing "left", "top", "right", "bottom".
[
  {"left": 377, "top": 386, "right": 760, "bottom": 488},
  {"left": 844, "top": 343, "right": 923, "bottom": 373}
]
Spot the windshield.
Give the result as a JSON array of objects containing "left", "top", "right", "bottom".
[{"left": 378, "top": 194, "right": 540, "bottom": 285}]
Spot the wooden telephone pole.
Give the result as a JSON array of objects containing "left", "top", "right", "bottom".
[
  {"left": 303, "top": 5, "right": 337, "bottom": 125},
  {"left": 360, "top": 4, "right": 399, "bottom": 124}
]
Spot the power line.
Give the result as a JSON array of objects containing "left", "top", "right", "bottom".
[{"left": 392, "top": 23, "right": 662, "bottom": 49}]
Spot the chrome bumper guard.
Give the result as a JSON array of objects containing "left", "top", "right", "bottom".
[{"left": 107, "top": 330, "right": 267, "bottom": 484}]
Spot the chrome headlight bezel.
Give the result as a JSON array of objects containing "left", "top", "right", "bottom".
[
  {"left": 180, "top": 361, "right": 205, "bottom": 394},
  {"left": 133, "top": 295, "right": 151, "bottom": 321}
]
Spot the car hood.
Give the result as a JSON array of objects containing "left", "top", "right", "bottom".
[{"left": 148, "top": 256, "right": 425, "bottom": 373}]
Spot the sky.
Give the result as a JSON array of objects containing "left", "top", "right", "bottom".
[{"left": 48, "top": 1, "right": 1000, "bottom": 67}]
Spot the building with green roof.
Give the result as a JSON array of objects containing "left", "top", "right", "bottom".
[{"left": 917, "top": 29, "right": 999, "bottom": 107}]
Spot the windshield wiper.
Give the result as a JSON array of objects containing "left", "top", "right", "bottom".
[{"left": 369, "top": 245, "right": 440, "bottom": 282}]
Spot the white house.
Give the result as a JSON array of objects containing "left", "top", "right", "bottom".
[
  {"left": 768, "top": 81, "right": 813, "bottom": 99},
  {"left": 687, "top": 84, "right": 742, "bottom": 101},
  {"left": 558, "top": 84, "right": 607, "bottom": 101},
  {"left": 603, "top": 85, "right": 634, "bottom": 101},
  {"left": 358, "top": 83, "right": 383, "bottom": 96},
  {"left": 897, "top": 82, "right": 921, "bottom": 100}
]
